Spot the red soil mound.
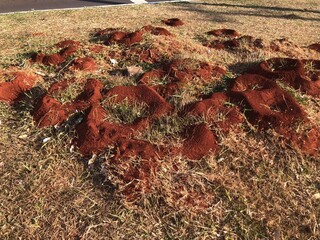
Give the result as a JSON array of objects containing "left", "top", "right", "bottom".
[
  {"left": 270, "top": 38, "right": 297, "bottom": 52},
  {"left": 182, "top": 92, "right": 244, "bottom": 133},
  {"left": 288, "top": 127, "right": 320, "bottom": 155},
  {"left": 72, "top": 57, "right": 97, "bottom": 71},
  {"left": 75, "top": 104, "right": 134, "bottom": 155},
  {"left": 33, "top": 95, "right": 70, "bottom": 128},
  {"left": 59, "top": 46, "right": 78, "bottom": 58},
  {"left": 33, "top": 78, "right": 103, "bottom": 128},
  {"left": 32, "top": 39, "right": 80, "bottom": 66},
  {"left": 250, "top": 58, "right": 320, "bottom": 96},
  {"left": 105, "top": 85, "right": 173, "bottom": 118},
  {"left": 89, "top": 45, "right": 104, "bottom": 53},
  {"left": 230, "top": 74, "right": 307, "bottom": 128},
  {"left": 105, "top": 30, "right": 144, "bottom": 46},
  {"left": 207, "top": 29, "right": 240, "bottom": 38},
  {"left": 308, "top": 43, "right": 320, "bottom": 52},
  {"left": 162, "top": 18, "right": 184, "bottom": 27},
  {"left": 130, "top": 47, "right": 162, "bottom": 63},
  {"left": 103, "top": 26, "right": 173, "bottom": 47},
  {"left": 203, "top": 29, "right": 264, "bottom": 50},
  {"left": 205, "top": 36, "right": 264, "bottom": 50},
  {"left": 180, "top": 124, "right": 218, "bottom": 160},
  {"left": 112, "top": 138, "right": 159, "bottom": 199},
  {"left": 113, "top": 138, "right": 158, "bottom": 161},
  {"left": 47, "top": 78, "right": 76, "bottom": 94},
  {"left": 142, "top": 25, "right": 172, "bottom": 36},
  {"left": 73, "top": 79, "right": 103, "bottom": 107},
  {"left": 41, "top": 53, "right": 65, "bottom": 66},
  {"left": 3, "top": 25, "right": 320, "bottom": 202},
  {"left": 139, "top": 59, "right": 226, "bottom": 97},
  {"left": 94, "top": 28, "right": 120, "bottom": 37},
  {"left": 0, "top": 71, "right": 38, "bottom": 104}
]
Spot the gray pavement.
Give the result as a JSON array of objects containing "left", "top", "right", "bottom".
[{"left": 0, "top": 0, "right": 174, "bottom": 14}]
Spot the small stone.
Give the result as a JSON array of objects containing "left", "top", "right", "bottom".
[
  {"left": 126, "top": 66, "right": 143, "bottom": 77},
  {"left": 312, "top": 193, "right": 320, "bottom": 200}
]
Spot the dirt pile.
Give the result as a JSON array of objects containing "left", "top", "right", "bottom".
[
  {"left": 203, "top": 29, "right": 318, "bottom": 58},
  {"left": 162, "top": 18, "right": 184, "bottom": 27},
  {"left": 309, "top": 43, "right": 320, "bottom": 52},
  {"left": 72, "top": 57, "right": 97, "bottom": 71},
  {"left": 31, "top": 40, "right": 80, "bottom": 66},
  {"left": 207, "top": 29, "right": 240, "bottom": 37},
  {"left": 33, "top": 78, "right": 103, "bottom": 127},
  {"left": 2, "top": 22, "right": 320, "bottom": 199},
  {"left": 105, "top": 85, "right": 174, "bottom": 119},
  {"left": 139, "top": 58, "right": 226, "bottom": 97},
  {"left": 95, "top": 25, "right": 172, "bottom": 47},
  {"left": 180, "top": 124, "right": 218, "bottom": 160},
  {"left": 181, "top": 92, "right": 244, "bottom": 133},
  {"left": 250, "top": 58, "right": 320, "bottom": 96},
  {"left": 142, "top": 25, "right": 172, "bottom": 36},
  {"left": 0, "top": 71, "right": 39, "bottom": 103},
  {"left": 230, "top": 74, "right": 307, "bottom": 128},
  {"left": 203, "top": 29, "right": 264, "bottom": 50}
]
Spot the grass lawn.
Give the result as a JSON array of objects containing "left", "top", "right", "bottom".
[{"left": 0, "top": 0, "right": 319, "bottom": 239}]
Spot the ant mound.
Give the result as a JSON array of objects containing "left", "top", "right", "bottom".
[
  {"left": 75, "top": 104, "right": 135, "bottom": 155},
  {"left": 205, "top": 35, "right": 264, "bottom": 50},
  {"left": 250, "top": 58, "right": 320, "bottom": 96},
  {"left": 308, "top": 43, "right": 320, "bottom": 52},
  {"left": 89, "top": 45, "right": 104, "bottom": 53},
  {"left": 31, "top": 40, "right": 80, "bottom": 66},
  {"left": 55, "top": 40, "right": 80, "bottom": 48},
  {"left": 202, "top": 28, "right": 264, "bottom": 50},
  {"left": 142, "top": 25, "right": 172, "bottom": 36},
  {"left": 33, "top": 95, "right": 71, "bottom": 128},
  {"left": 104, "top": 30, "right": 144, "bottom": 46},
  {"left": 139, "top": 59, "right": 226, "bottom": 97},
  {"left": 230, "top": 74, "right": 307, "bottom": 129},
  {"left": 59, "top": 46, "right": 78, "bottom": 58},
  {"left": 39, "top": 53, "right": 66, "bottom": 66},
  {"left": 107, "top": 138, "right": 159, "bottom": 200},
  {"left": 105, "top": 85, "right": 174, "bottom": 118},
  {"left": 162, "top": 18, "right": 184, "bottom": 27},
  {"left": 33, "top": 78, "right": 103, "bottom": 128},
  {"left": 182, "top": 92, "right": 244, "bottom": 133},
  {"left": 101, "top": 26, "right": 173, "bottom": 47},
  {"left": 207, "top": 29, "right": 240, "bottom": 38},
  {"left": 72, "top": 57, "right": 97, "bottom": 71},
  {"left": 0, "top": 71, "right": 38, "bottom": 104},
  {"left": 72, "top": 78, "right": 104, "bottom": 108},
  {"left": 268, "top": 38, "right": 315, "bottom": 58},
  {"left": 113, "top": 138, "right": 159, "bottom": 161},
  {"left": 270, "top": 38, "right": 297, "bottom": 51},
  {"left": 285, "top": 127, "right": 320, "bottom": 155},
  {"left": 179, "top": 124, "right": 218, "bottom": 160},
  {"left": 128, "top": 46, "right": 163, "bottom": 64}
]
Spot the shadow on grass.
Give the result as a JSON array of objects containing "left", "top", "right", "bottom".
[
  {"left": 192, "top": 2, "right": 320, "bottom": 15},
  {"left": 172, "top": 1, "right": 320, "bottom": 22}
]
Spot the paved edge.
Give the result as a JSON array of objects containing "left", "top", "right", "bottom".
[{"left": 0, "top": 0, "right": 189, "bottom": 15}]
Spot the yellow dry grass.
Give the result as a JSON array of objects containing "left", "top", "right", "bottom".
[{"left": 0, "top": 0, "right": 320, "bottom": 239}]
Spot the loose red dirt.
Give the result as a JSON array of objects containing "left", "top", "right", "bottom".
[
  {"left": 250, "top": 58, "right": 320, "bottom": 96},
  {"left": 207, "top": 29, "right": 240, "bottom": 37},
  {"left": 0, "top": 71, "right": 39, "bottom": 104},
  {"left": 31, "top": 39, "right": 80, "bottom": 66},
  {"left": 309, "top": 43, "right": 320, "bottom": 52},
  {"left": 2, "top": 24, "right": 320, "bottom": 199},
  {"left": 72, "top": 57, "right": 97, "bottom": 71},
  {"left": 162, "top": 18, "right": 184, "bottom": 27}
]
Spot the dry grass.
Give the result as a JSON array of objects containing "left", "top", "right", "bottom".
[{"left": 0, "top": 0, "right": 320, "bottom": 239}]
